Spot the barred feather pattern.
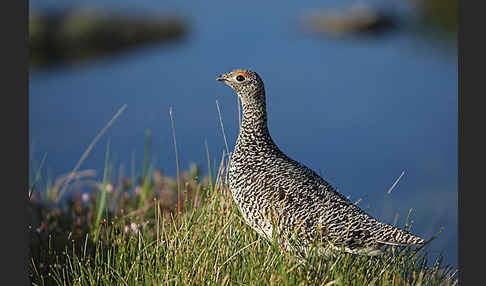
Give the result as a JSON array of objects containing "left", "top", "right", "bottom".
[{"left": 217, "top": 69, "right": 425, "bottom": 256}]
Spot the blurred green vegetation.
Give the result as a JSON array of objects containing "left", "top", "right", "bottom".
[
  {"left": 29, "top": 155, "right": 457, "bottom": 285},
  {"left": 28, "top": 130, "right": 457, "bottom": 285},
  {"left": 29, "top": 7, "right": 188, "bottom": 68},
  {"left": 410, "top": 0, "right": 458, "bottom": 37}
]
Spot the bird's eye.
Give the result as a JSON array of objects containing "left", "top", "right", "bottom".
[{"left": 236, "top": 75, "right": 246, "bottom": 82}]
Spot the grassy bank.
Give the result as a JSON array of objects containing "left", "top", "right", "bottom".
[
  {"left": 29, "top": 7, "right": 188, "bottom": 68},
  {"left": 28, "top": 147, "right": 457, "bottom": 285}
]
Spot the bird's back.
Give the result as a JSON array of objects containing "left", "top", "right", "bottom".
[{"left": 229, "top": 140, "right": 424, "bottom": 255}]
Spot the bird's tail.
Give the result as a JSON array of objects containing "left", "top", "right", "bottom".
[{"left": 373, "top": 222, "right": 425, "bottom": 246}]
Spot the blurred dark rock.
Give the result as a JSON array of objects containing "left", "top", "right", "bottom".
[
  {"left": 303, "top": 1, "right": 457, "bottom": 44},
  {"left": 303, "top": 4, "right": 398, "bottom": 37},
  {"left": 29, "top": 7, "right": 189, "bottom": 68}
]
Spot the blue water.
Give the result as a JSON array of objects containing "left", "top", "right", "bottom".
[{"left": 30, "top": 0, "right": 457, "bottom": 268}]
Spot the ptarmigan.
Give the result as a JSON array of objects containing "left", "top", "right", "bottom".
[{"left": 217, "top": 68, "right": 425, "bottom": 257}]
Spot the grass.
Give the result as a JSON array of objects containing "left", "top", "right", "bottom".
[
  {"left": 28, "top": 105, "right": 457, "bottom": 285},
  {"left": 28, "top": 146, "right": 458, "bottom": 285}
]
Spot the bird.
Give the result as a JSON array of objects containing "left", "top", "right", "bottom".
[{"left": 216, "top": 68, "right": 426, "bottom": 257}]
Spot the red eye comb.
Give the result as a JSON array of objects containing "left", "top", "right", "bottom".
[{"left": 235, "top": 72, "right": 248, "bottom": 78}]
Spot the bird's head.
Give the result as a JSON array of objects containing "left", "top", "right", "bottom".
[{"left": 216, "top": 69, "right": 265, "bottom": 104}]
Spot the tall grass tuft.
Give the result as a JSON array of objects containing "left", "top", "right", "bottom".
[
  {"left": 28, "top": 150, "right": 457, "bottom": 285},
  {"left": 93, "top": 140, "right": 111, "bottom": 241},
  {"left": 138, "top": 129, "right": 158, "bottom": 210},
  {"left": 28, "top": 104, "right": 457, "bottom": 285}
]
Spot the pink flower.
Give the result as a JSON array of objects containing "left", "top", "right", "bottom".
[
  {"left": 106, "top": 184, "right": 114, "bottom": 193},
  {"left": 135, "top": 186, "right": 142, "bottom": 196},
  {"left": 81, "top": 193, "right": 90, "bottom": 202},
  {"left": 130, "top": 222, "right": 139, "bottom": 234}
]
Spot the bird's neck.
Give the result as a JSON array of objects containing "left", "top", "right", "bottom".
[{"left": 236, "top": 90, "right": 275, "bottom": 148}]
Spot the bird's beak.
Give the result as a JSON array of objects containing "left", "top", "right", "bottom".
[{"left": 216, "top": 74, "right": 227, "bottom": 82}]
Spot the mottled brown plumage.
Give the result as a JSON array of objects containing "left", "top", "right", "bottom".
[{"left": 217, "top": 69, "right": 425, "bottom": 256}]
